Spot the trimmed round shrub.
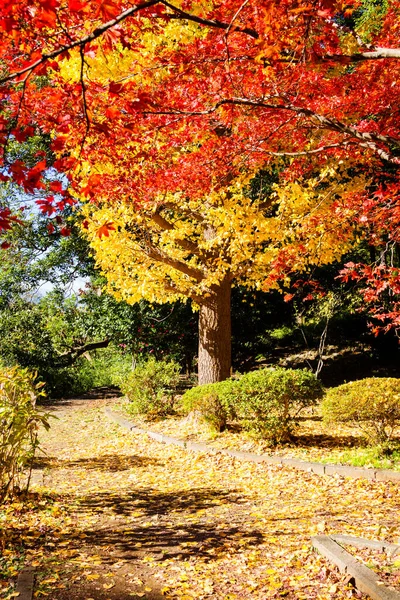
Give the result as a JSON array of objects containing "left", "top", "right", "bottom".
[
  {"left": 322, "top": 377, "right": 400, "bottom": 445},
  {"left": 181, "top": 379, "right": 238, "bottom": 432},
  {"left": 235, "top": 367, "right": 323, "bottom": 443},
  {"left": 121, "top": 357, "right": 180, "bottom": 419}
]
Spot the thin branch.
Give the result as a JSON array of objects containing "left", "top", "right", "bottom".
[
  {"left": 147, "top": 305, "right": 175, "bottom": 322},
  {"left": 79, "top": 45, "right": 91, "bottom": 151},
  {"left": 159, "top": 0, "right": 258, "bottom": 39},
  {"left": 264, "top": 142, "right": 355, "bottom": 156},
  {"left": 224, "top": 0, "right": 251, "bottom": 39}
]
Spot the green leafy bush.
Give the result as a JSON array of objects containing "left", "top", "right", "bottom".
[
  {"left": 235, "top": 367, "right": 323, "bottom": 443},
  {"left": 121, "top": 357, "right": 180, "bottom": 419},
  {"left": 181, "top": 379, "right": 238, "bottom": 432},
  {"left": 322, "top": 378, "right": 400, "bottom": 445},
  {"left": 67, "top": 346, "right": 133, "bottom": 394},
  {"left": 0, "top": 366, "right": 50, "bottom": 502}
]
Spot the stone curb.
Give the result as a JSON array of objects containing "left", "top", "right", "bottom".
[
  {"left": 330, "top": 535, "right": 400, "bottom": 556},
  {"left": 312, "top": 535, "right": 400, "bottom": 600},
  {"left": 16, "top": 567, "right": 34, "bottom": 600},
  {"left": 104, "top": 408, "right": 400, "bottom": 482}
]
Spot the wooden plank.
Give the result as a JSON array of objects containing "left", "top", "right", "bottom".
[
  {"left": 331, "top": 534, "right": 400, "bottom": 555},
  {"left": 16, "top": 567, "right": 34, "bottom": 600}
]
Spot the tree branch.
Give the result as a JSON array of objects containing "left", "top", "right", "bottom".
[
  {"left": 264, "top": 142, "right": 355, "bottom": 157},
  {"left": 272, "top": 48, "right": 400, "bottom": 65},
  {"left": 151, "top": 210, "right": 200, "bottom": 255},
  {"left": 144, "top": 241, "right": 206, "bottom": 282},
  {"left": 147, "top": 97, "right": 400, "bottom": 164},
  {"left": 0, "top": 0, "right": 159, "bottom": 85},
  {"left": 79, "top": 45, "right": 91, "bottom": 149},
  {"left": 159, "top": 0, "right": 259, "bottom": 39},
  {"left": 324, "top": 47, "right": 400, "bottom": 62},
  {"left": 163, "top": 281, "right": 205, "bottom": 304},
  {"left": 55, "top": 338, "right": 110, "bottom": 366}
]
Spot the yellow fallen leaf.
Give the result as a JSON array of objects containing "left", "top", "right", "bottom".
[
  {"left": 40, "top": 577, "right": 59, "bottom": 585},
  {"left": 103, "top": 583, "right": 115, "bottom": 590},
  {"left": 86, "top": 574, "right": 100, "bottom": 581}
]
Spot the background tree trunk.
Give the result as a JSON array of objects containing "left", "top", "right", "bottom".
[{"left": 198, "top": 277, "right": 231, "bottom": 385}]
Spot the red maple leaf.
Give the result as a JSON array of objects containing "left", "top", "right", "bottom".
[
  {"left": 0, "top": 208, "right": 23, "bottom": 231},
  {"left": 96, "top": 222, "right": 116, "bottom": 238},
  {"left": 36, "top": 198, "right": 56, "bottom": 216},
  {"left": 95, "top": 0, "right": 120, "bottom": 21},
  {"left": 50, "top": 180, "right": 63, "bottom": 193}
]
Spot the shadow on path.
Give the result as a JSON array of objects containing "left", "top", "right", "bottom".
[
  {"left": 73, "top": 487, "right": 244, "bottom": 517},
  {"left": 32, "top": 453, "right": 160, "bottom": 472},
  {"left": 62, "top": 520, "right": 267, "bottom": 562}
]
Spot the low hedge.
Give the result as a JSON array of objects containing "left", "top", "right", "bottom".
[
  {"left": 181, "top": 379, "right": 238, "bottom": 432},
  {"left": 182, "top": 367, "right": 323, "bottom": 442},
  {"left": 322, "top": 377, "right": 400, "bottom": 445},
  {"left": 234, "top": 367, "right": 323, "bottom": 442}
]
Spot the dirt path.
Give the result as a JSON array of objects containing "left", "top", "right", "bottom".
[{"left": 17, "top": 397, "right": 400, "bottom": 599}]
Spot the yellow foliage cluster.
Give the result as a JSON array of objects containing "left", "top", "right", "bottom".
[
  {"left": 82, "top": 166, "right": 367, "bottom": 305},
  {"left": 58, "top": 17, "right": 208, "bottom": 88}
]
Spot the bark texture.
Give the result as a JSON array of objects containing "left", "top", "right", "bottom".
[{"left": 198, "top": 278, "right": 231, "bottom": 385}]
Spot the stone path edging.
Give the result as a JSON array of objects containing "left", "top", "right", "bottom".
[
  {"left": 104, "top": 408, "right": 400, "bottom": 482},
  {"left": 312, "top": 535, "right": 400, "bottom": 600}
]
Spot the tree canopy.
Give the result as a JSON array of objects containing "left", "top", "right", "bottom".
[
  {"left": 0, "top": 0, "right": 400, "bottom": 380},
  {"left": 1, "top": 0, "right": 399, "bottom": 209}
]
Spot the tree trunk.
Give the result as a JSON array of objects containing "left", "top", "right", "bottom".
[{"left": 198, "top": 277, "right": 231, "bottom": 385}]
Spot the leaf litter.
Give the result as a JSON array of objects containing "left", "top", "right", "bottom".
[{"left": 0, "top": 396, "right": 399, "bottom": 599}]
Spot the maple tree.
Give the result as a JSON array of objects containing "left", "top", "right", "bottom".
[{"left": 0, "top": 0, "right": 400, "bottom": 379}]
